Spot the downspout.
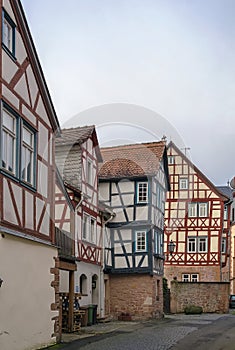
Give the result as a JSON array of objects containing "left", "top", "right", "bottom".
[
  {"left": 100, "top": 212, "right": 115, "bottom": 318},
  {"left": 74, "top": 193, "right": 84, "bottom": 280}
]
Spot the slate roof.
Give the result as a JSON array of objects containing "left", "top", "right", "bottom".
[
  {"left": 216, "top": 186, "right": 233, "bottom": 201},
  {"left": 55, "top": 126, "right": 95, "bottom": 147},
  {"left": 99, "top": 141, "right": 166, "bottom": 179},
  {"left": 55, "top": 125, "right": 102, "bottom": 161}
]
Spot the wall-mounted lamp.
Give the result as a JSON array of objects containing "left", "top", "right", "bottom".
[
  {"left": 168, "top": 240, "right": 176, "bottom": 256},
  {"left": 0, "top": 278, "right": 3, "bottom": 287},
  {"left": 165, "top": 240, "right": 176, "bottom": 260}
]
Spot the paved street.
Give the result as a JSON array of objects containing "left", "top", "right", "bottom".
[{"left": 54, "top": 313, "right": 235, "bottom": 350}]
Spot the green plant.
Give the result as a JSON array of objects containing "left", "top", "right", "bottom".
[{"left": 184, "top": 305, "right": 203, "bottom": 315}]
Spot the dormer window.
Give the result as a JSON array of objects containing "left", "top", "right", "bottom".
[{"left": 2, "top": 9, "right": 16, "bottom": 57}]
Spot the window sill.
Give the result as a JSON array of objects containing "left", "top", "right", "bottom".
[{"left": 0, "top": 168, "right": 36, "bottom": 192}]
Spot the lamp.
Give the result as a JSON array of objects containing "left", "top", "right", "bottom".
[
  {"left": 0, "top": 278, "right": 3, "bottom": 287},
  {"left": 168, "top": 240, "right": 176, "bottom": 256}
]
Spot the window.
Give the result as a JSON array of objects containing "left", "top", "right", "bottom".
[
  {"left": 188, "top": 202, "right": 208, "bottom": 217},
  {"left": 179, "top": 178, "right": 188, "bottom": 190},
  {"left": 135, "top": 231, "right": 147, "bottom": 252},
  {"left": 156, "top": 186, "right": 165, "bottom": 212},
  {"left": 90, "top": 218, "right": 95, "bottom": 243},
  {"left": 1, "top": 103, "right": 36, "bottom": 188},
  {"left": 2, "top": 10, "right": 16, "bottom": 56},
  {"left": 224, "top": 206, "right": 228, "bottom": 220},
  {"left": 188, "top": 237, "right": 196, "bottom": 252},
  {"left": 198, "top": 237, "right": 207, "bottom": 252},
  {"left": 87, "top": 159, "right": 93, "bottom": 185},
  {"left": 155, "top": 231, "right": 163, "bottom": 255},
  {"left": 221, "top": 238, "right": 226, "bottom": 253},
  {"left": 21, "top": 125, "right": 34, "bottom": 184},
  {"left": 82, "top": 214, "right": 96, "bottom": 242},
  {"left": 1, "top": 108, "right": 16, "bottom": 174},
  {"left": 82, "top": 215, "right": 89, "bottom": 240},
  {"left": 198, "top": 203, "right": 208, "bottom": 217},
  {"left": 188, "top": 236, "right": 207, "bottom": 253},
  {"left": 137, "top": 182, "right": 148, "bottom": 203},
  {"left": 168, "top": 155, "right": 175, "bottom": 164},
  {"left": 188, "top": 203, "right": 197, "bottom": 217},
  {"left": 182, "top": 274, "right": 190, "bottom": 282},
  {"left": 79, "top": 274, "right": 87, "bottom": 295},
  {"left": 182, "top": 274, "right": 199, "bottom": 282}
]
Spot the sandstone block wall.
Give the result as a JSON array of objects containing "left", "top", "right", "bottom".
[
  {"left": 170, "top": 280, "right": 230, "bottom": 313},
  {"left": 165, "top": 265, "right": 221, "bottom": 283},
  {"left": 109, "top": 274, "right": 163, "bottom": 320}
]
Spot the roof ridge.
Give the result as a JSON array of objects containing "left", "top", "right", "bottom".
[{"left": 101, "top": 140, "right": 165, "bottom": 151}]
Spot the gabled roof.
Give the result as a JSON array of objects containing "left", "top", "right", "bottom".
[
  {"left": 168, "top": 141, "right": 229, "bottom": 202},
  {"left": 55, "top": 125, "right": 102, "bottom": 162},
  {"left": 12, "top": 0, "right": 60, "bottom": 134},
  {"left": 99, "top": 141, "right": 166, "bottom": 179}
]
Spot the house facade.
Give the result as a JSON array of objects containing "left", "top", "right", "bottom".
[
  {"left": 0, "top": 0, "right": 60, "bottom": 349},
  {"left": 55, "top": 126, "right": 105, "bottom": 317},
  {"left": 164, "top": 142, "right": 231, "bottom": 285},
  {"left": 99, "top": 141, "right": 170, "bottom": 320}
]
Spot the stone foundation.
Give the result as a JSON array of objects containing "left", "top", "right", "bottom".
[
  {"left": 109, "top": 274, "right": 163, "bottom": 320},
  {"left": 165, "top": 264, "right": 221, "bottom": 283}
]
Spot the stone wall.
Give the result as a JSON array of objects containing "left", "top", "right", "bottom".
[
  {"left": 170, "top": 280, "right": 230, "bottom": 313},
  {"left": 109, "top": 274, "right": 163, "bottom": 320},
  {"left": 165, "top": 265, "right": 221, "bottom": 283}
]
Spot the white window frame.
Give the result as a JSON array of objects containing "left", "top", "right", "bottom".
[
  {"left": 182, "top": 274, "right": 190, "bottom": 282},
  {"left": 198, "top": 203, "right": 208, "bottom": 217},
  {"left": 155, "top": 231, "right": 163, "bottom": 255},
  {"left": 168, "top": 155, "right": 175, "bottom": 165},
  {"left": 137, "top": 181, "right": 148, "bottom": 203},
  {"left": 182, "top": 273, "right": 199, "bottom": 282},
  {"left": 82, "top": 214, "right": 89, "bottom": 240},
  {"left": 198, "top": 237, "right": 207, "bottom": 252},
  {"left": 188, "top": 237, "right": 196, "bottom": 253},
  {"left": 87, "top": 158, "right": 93, "bottom": 186},
  {"left": 188, "top": 203, "right": 197, "bottom": 217},
  {"left": 1, "top": 108, "right": 16, "bottom": 175},
  {"left": 21, "top": 125, "right": 34, "bottom": 185},
  {"left": 2, "top": 10, "right": 15, "bottom": 56},
  {"left": 90, "top": 217, "right": 96, "bottom": 243},
  {"left": 179, "top": 178, "right": 188, "bottom": 190},
  {"left": 135, "top": 230, "right": 147, "bottom": 252},
  {"left": 224, "top": 206, "right": 228, "bottom": 220}
]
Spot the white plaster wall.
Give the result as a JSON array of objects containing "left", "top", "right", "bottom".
[{"left": 0, "top": 233, "right": 58, "bottom": 350}]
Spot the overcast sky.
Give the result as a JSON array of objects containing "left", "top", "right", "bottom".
[{"left": 21, "top": 0, "right": 235, "bottom": 186}]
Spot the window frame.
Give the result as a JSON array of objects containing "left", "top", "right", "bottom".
[
  {"left": 188, "top": 203, "right": 197, "bottom": 217},
  {"left": 168, "top": 155, "right": 175, "bottom": 165},
  {"left": 87, "top": 158, "right": 93, "bottom": 186},
  {"left": 182, "top": 273, "right": 199, "bottom": 282},
  {"left": 198, "top": 237, "right": 207, "bottom": 253},
  {"left": 221, "top": 237, "right": 226, "bottom": 254},
  {"left": 198, "top": 202, "right": 208, "bottom": 217},
  {"left": 135, "top": 230, "right": 147, "bottom": 252},
  {"left": 0, "top": 102, "right": 37, "bottom": 189},
  {"left": 2, "top": 9, "right": 16, "bottom": 57},
  {"left": 188, "top": 237, "right": 197, "bottom": 253},
  {"left": 1, "top": 107, "right": 17, "bottom": 176},
  {"left": 137, "top": 181, "right": 148, "bottom": 204},
  {"left": 82, "top": 214, "right": 96, "bottom": 243},
  {"left": 179, "top": 177, "right": 188, "bottom": 190}
]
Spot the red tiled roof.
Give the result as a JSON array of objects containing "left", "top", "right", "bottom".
[{"left": 99, "top": 141, "right": 166, "bottom": 179}]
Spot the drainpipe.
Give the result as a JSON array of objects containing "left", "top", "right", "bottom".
[{"left": 100, "top": 211, "right": 115, "bottom": 318}]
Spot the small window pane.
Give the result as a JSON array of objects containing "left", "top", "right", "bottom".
[
  {"left": 182, "top": 274, "right": 190, "bottom": 282},
  {"left": 199, "top": 203, "right": 208, "bottom": 217},
  {"left": 188, "top": 203, "right": 197, "bottom": 217},
  {"left": 191, "top": 274, "right": 199, "bottom": 282},
  {"left": 168, "top": 156, "right": 175, "bottom": 165},
  {"left": 179, "top": 178, "right": 188, "bottom": 190},
  {"left": 138, "top": 182, "right": 148, "bottom": 203},
  {"left": 136, "top": 231, "right": 146, "bottom": 252},
  {"left": 198, "top": 237, "right": 207, "bottom": 252}
]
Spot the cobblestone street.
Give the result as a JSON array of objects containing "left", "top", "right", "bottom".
[{"left": 54, "top": 313, "right": 235, "bottom": 350}]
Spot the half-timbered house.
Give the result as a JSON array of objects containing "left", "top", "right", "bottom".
[
  {"left": 0, "top": 1, "right": 61, "bottom": 349},
  {"left": 164, "top": 142, "right": 231, "bottom": 285},
  {"left": 55, "top": 126, "right": 105, "bottom": 317},
  {"left": 99, "top": 141, "right": 170, "bottom": 320}
]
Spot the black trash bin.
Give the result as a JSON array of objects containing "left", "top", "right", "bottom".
[{"left": 92, "top": 304, "right": 98, "bottom": 324}]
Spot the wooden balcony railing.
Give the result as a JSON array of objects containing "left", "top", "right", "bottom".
[{"left": 55, "top": 227, "right": 76, "bottom": 261}]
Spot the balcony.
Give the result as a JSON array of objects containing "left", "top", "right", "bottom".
[{"left": 55, "top": 227, "right": 76, "bottom": 262}]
